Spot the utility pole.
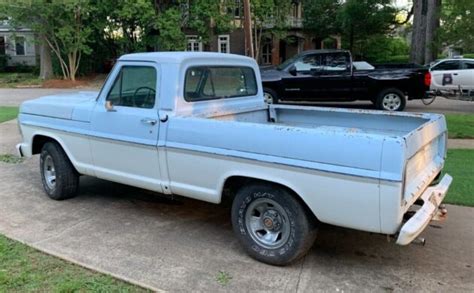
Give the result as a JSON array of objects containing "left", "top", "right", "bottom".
[{"left": 243, "top": 0, "right": 254, "bottom": 58}]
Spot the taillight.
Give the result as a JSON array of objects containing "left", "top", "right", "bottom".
[{"left": 424, "top": 72, "right": 431, "bottom": 87}]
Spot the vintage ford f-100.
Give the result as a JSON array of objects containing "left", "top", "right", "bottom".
[{"left": 17, "top": 52, "right": 452, "bottom": 265}]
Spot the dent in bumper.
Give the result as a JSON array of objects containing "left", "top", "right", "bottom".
[{"left": 396, "top": 174, "right": 452, "bottom": 245}]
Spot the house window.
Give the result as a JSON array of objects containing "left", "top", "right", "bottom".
[
  {"left": 218, "top": 35, "right": 230, "bottom": 53},
  {"left": 186, "top": 35, "right": 202, "bottom": 52},
  {"left": 261, "top": 42, "right": 272, "bottom": 65},
  {"left": 0, "top": 36, "right": 5, "bottom": 55},
  {"left": 232, "top": 0, "right": 242, "bottom": 18},
  {"left": 15, "top": 36, "right": 25, "bottom": 56}
]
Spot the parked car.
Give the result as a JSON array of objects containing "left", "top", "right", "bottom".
[
  {"left": 429, "top": 57, "right": 474, "bottom": 95},
  {"left": 17, "top": 52, "right": 451, "bottom": 265},
  {"left": 261, "top": 49, "right": 431, "bottom": 111}
]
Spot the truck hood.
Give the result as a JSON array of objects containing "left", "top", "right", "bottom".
[{"left": 20, "top": 91, "right": 99, "bottom": 121}]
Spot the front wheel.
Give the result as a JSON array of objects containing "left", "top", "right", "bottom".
[
  {"left": 263, "top": 88, "right": 279, "bottom": 104},
  {"left": 40, "top": 142, "right": 79, "bottom": 200},
  {"left": 375, "top": 88, "right": 406, "bottom": 111},
  {"left": 231, "top": 182, "right": 318, "bottom": 266}
]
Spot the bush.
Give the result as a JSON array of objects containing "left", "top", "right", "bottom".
[
  {"left": 0, "top": 55, "right": 9, "bottom": 72},
  {"left": 463, "top": 53, "right": 474, "bottom": 58}
]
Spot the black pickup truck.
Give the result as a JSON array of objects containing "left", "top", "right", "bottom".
[{"left": 261, "top": 49, "right": 431, "bottom": 111}]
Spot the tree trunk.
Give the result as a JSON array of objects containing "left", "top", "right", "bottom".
[
  {"left": 38, "top": 34, "right": 53, "bottom": 80},
  {"left": 424, "top": 0, "right": 441, "bottom": 64},
  {"left": 410, "top": 0, "right": 427, "bottom": 64},
  {"left": 349, "top": 26, "right": 354, "bottom": 53}
]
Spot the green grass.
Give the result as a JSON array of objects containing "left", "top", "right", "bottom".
[
  {"left": 445, "top": 114, "right": 474, "bottom": 139},
  {"left": 0, "top": 234, "right": 149, "bottom": 292},
  {"left": 443, "top": 149, "right": 474, "bottom": 207},
  {"left": 216, "top": 271, "right": 232, "bottom": 286},
  {"left": 0, "top": 106, "right": 19, "bottom": 123},
  {"left": 0, "top": 73, "right": 42, "bottom": 88},
  {"left": 0, "top": 154, "right": 23, "bottom": 164}
]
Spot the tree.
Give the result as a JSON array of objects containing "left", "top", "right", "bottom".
[
  {"left": 3, "top": 0, "right": 93, "bottom": 81},
  {"left": 188, "top": 0, "right": 234, "bottom": 47},
  {"left": 156, "top": 7, "right": 186, "bottom": 51},
  {"left": 439, "top": 0, "right": 474, "bottom": 52},
  {"left": 302, "top": 0, "right": 341, "bottom": 42},
  {"left": 410, "top": 0, "right": 442, "bottom": 64},
  {"left": 250, "top": 0, "right": 292, "bottom": 62},
  {"left": 337, "top": 0, "right": 397, "bottom": 56}
]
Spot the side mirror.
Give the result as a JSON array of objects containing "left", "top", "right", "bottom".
[
  {"left": 105, "top": 100, "right": 116, "bottom": 112},
  {"left": 288, "top": 65, "right": 297, "bottom": 76}
]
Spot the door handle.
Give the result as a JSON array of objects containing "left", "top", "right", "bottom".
[
  {"left": 141, "top": 118, "right": 158, "bottom": 126},
  {"left": 453, "top": 73, "right": 458, "bottom": 76}
]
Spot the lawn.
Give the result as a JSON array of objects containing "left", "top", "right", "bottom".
[
  {"left": 443, "top": 149, "right": 474, "bottom": 207},
  {"left": 0, "top": 234, "right": 149, "bottom": 292},
  {"left": 445, "top": 114, "right": 474, "bottom": 139},
  {"left": 0, "top": 73, "right": 42, "bottom": 88},
  {"left": 0, "top": 106, "right": 19, "bottom": 123}
]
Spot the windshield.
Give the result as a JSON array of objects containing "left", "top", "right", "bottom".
[{"left": 277, "top": 53, "right": 303, "bottom": 71}]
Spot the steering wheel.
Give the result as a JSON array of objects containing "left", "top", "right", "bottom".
[{"left": 132, "top": 86, "right": 156, "bottom": 108}]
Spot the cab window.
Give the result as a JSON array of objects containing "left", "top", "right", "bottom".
[
  {"left": 431, "top": 60, "right": 461, "bottom": 71},
  {"left": 462, "top": 61, "right": 474, "bottom": 69},
  {"left": 294, "top": 55, "right": 322, "bottom": 73},
  {"left": 184, "top": 66, "right": 257, "bottom": 102},
  {"left": 321, "top": 53, "right": 350, "bottom": 74},
  {"left": 107, "top": 66, "right": 157, "bottom": 108}
]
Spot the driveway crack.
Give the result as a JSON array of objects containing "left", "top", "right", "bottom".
[
  {"left": 32, "top": 216, "right": 95, "bottom": 245},
  {"left": 295, "top": 255, "right": 306, "bottom": 293}
]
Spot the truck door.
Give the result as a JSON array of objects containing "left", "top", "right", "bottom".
[
  {"left": 430, "top": 60, "right": 462, "bottom": 91},
  {"left": 316, "top": 52, "right": 353, "bottom": 100},
  {"left": 460, "top": 60, "right": 474, "bottom": 91},
  {"left": 279, "top": 53, "right": 325, "bottom": 101},
  {"left": 89, "top": 62, "right": 163, "bottom": 193}
]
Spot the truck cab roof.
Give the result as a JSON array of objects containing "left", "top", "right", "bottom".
[{"left": 119, "top": 51, "right": 256, "bottom": 64}]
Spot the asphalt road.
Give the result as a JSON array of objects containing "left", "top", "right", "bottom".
[
  {"left": 0, "top": 111, "right": 473, "bottom": 292},
  {"left": 0, "top": 88, "right": 473, "bottom": 114}
]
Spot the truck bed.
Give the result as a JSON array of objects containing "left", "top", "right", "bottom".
[{"left": 215, "top": 105, "right": 430, "bottom": 137}]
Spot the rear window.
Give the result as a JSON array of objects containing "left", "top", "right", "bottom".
[{"left": 184, "top": 66, "right": 257, "bottom": 102}]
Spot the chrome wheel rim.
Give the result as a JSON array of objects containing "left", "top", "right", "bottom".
[
  {"left": 264, "top": 92, "right": 274, "bottom": 104},
  {"left": 382, "top": 93, "right": 402, "bottom": 111},
  {"left": 43, "top": 155, "right": 56, "bottom": 189},
  {"left": 245, "top": 198, "right": 290, "bottom": 249}
]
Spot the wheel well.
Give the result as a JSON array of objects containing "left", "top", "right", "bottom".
[
  {"left": 222, "top": 176, "right": 318, "bottom": 222},
  {"left": 32, "top": 135, "right": 58, "bottom": 155}
]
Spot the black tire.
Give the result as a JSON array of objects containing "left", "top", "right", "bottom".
[
  {"left": 231, "top": 182, "right": 318, "bottom": 266},
  {"left": 375, "top": 88, "right": 406, "bottom": 111},
  {"left": 40, "top": 141, "right": 79, "bottom": 200},
  {"left": 263, "top": 88, "right": 279, "bottom": 104}
]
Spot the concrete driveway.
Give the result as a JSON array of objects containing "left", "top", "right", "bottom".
[{"left": 0, "top": 113, "right": 473, "bottom": 291}]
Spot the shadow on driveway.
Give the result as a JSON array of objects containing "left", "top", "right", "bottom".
[{"left": 0, "top": 158, "right": 472, "bottom": 292}]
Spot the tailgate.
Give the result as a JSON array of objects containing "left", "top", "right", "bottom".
[{"left": 402, "top": 114, "right": 447, "bottom": 208}]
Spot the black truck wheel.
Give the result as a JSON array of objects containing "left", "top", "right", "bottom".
[
  {"left": 263, "top": 88, "right": 279, "bottom": 104},
  {"left": 375, "top": 88, "right": 406, "bottom": 111},
  {"left": 231, "top": 182, "right": 317, "bottom": 266},
  {"left": 40, "top": 141, "right": 79, "bottom": 200}
]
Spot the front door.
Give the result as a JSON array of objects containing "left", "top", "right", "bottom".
[
  {"left": 280, "top": 53, "right": 324, "bottom": 101},
  {"left": 430, "top": 60, "right": 462, "bottom": 91},
  {"left": 90, "top": 62, "right": 163, "bottom": 192}
]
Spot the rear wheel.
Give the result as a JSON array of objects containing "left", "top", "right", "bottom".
[
  {"left": 231, "top": 182, "right": 318, "bottom": 266},
  {"left": 263, "top": 88, "right": 279, "bottom": 104},
  {"left": 40, "top": 142, "right": 79, "bottom": 200},
  {"left": 375, "top": 88, "right": 406, "bottom": 111}
]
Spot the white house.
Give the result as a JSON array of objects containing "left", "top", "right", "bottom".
[{"left": 0, "top": 21, "right": 37, "bottom": 67}]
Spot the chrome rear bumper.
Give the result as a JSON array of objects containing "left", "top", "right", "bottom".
[{"left": 396, "top": 174, "right": 452, "bottom": 245}]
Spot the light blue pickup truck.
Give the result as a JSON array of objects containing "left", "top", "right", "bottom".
[{"left": 17, "top": 52, "right": 452, "bottom": 265}]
